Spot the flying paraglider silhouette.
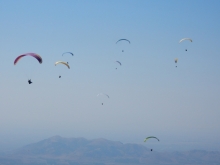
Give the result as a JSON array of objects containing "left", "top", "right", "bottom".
[
  {"left": 97, "top": 93, "right": 109, "bottom": 105},
  {"left": 115, "top": 61, "right": 122, "bottom": 69},
  {"left": 55, "top": 61, "right": 70, "bottom": 78},
  {"left": 14, "top": 53, "right": 43, "bottom": 83},
  {"left": 62, "top": 52, "right": 74, "bottom": 64},
  {"left": 179, "top": 38, "right": 192, "bottom": 51},
  {"left": 144, "top": 136, "right": 159, "bottom": 152},
  {"left": 116, "top": 39, "right": 130, "bottom": 52},
  {"left": 174, "top": 58, "right": 178, "bottom": 67}
]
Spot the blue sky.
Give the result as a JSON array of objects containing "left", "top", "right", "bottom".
[{"left": 0, "top": 0, "right": 220, "bottom": 151}]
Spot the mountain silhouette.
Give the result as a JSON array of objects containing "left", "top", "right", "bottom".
[{"left": 0, "top": 136, "right": 218, "bottom": 165}]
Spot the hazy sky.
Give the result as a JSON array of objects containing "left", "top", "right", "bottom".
[{"left": 0, "top": 0, "right": 220, "bottom": 151}]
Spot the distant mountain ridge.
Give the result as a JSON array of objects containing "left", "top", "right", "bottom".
[
  {"left": 0, "top": 135, "right": 219, "bottom": 165},
  {"left": 14, "top": 135, "right": 149, "bottom": 157}
]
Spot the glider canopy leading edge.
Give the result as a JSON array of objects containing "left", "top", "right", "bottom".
[
  {"left": 14, "top": 53, "right": 43, "bottom": 65},
  {"left": 144, "top": 136, "right": 159, "bottom": 142}
]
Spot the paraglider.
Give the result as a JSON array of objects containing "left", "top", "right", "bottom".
[
  {"left": 144, "top": 136, "right": 159, "bottom": 152},
  {"left": 97, "top": 93, "right": 109, "bottom": 105},
  {"left": 179, "top": 38, "right": 192, "bottom": 51},
  {"left": 115, "top": 61, "right": 122, "bottom": 69},
  {"left": 62, "top": 52, "right": 74, "bottom": 64},
  {"left": 116, "top": 39, "right": 130, "bottom": 52},
  {"left": 55, "top": 61, "right": 70, "bottom": 78},
  {"left": 14, "top": 53, "right": 42, "bottom": 83},
  {"left": 174, "top": 58, "right": 178, "bottom": 67}
]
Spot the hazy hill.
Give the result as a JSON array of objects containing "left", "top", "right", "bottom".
[
  {"left": 13, "top": 135, "right": 149, "bottom": 158},
  {"left": 0, "top": 136, "right": 219, "bottom": 165}
]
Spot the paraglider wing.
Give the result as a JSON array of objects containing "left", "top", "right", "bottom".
[
  {"left": 55, "top": 61, "right": 70, "bottom": 69},
  {"left": 116, "top": 61, "right": 122, "bottom": 65},
  {"left": 62, "top": 52, "right": 74, "bottom": 56},
  {"left": 105, "top": 94, "right": 110, "bottom": 98},
  {"left": 97, "top": 93, "right": 110, "bottom": 98},
  {"left": 144, "top": 136, "right": 159, "bottom": 142},
  {"left": 179, "top": 38, "right": 192, "bottom": 43},
  {"left": 116, "top": 39, "right": 130, "bottom": 44},
  {"left": 14, "top": 53, "right": 43, "bottom": 65}
]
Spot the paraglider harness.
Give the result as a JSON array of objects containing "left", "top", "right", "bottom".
[{"left": 28, "top": 79, "right": 32, "bottom": 84}]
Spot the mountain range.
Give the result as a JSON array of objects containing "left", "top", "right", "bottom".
[{"left": 0, "top": 135, "right": 219, "bottom": 165}]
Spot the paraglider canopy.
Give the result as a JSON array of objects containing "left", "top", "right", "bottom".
[
  {"left": 55, "top": 61, "right": 70, "bottom": 69},
  {"left": 144, "top": 136, "right": 159, "bottom": 142},
  {"left": 116, "top": 61, "right": 122, "bottom": 65},
  {"left": 62, "top": 52, "right": 74, "bottom": 56},
  {"left": 179, "top": 38, "right": 192, "bottom": 43},
  {"left": 116, "top": 39, "right": 130, "bottom": 44},
  {"left": 14, "top": 53, "right": 43, "bottom": 65},
  {"left": 97, "top": 93, "right": 110, "bottom": 98}
]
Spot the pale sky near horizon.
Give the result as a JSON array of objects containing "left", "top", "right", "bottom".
[{"left": 0, "top": 0, "right": 220, "bottom": 152}]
